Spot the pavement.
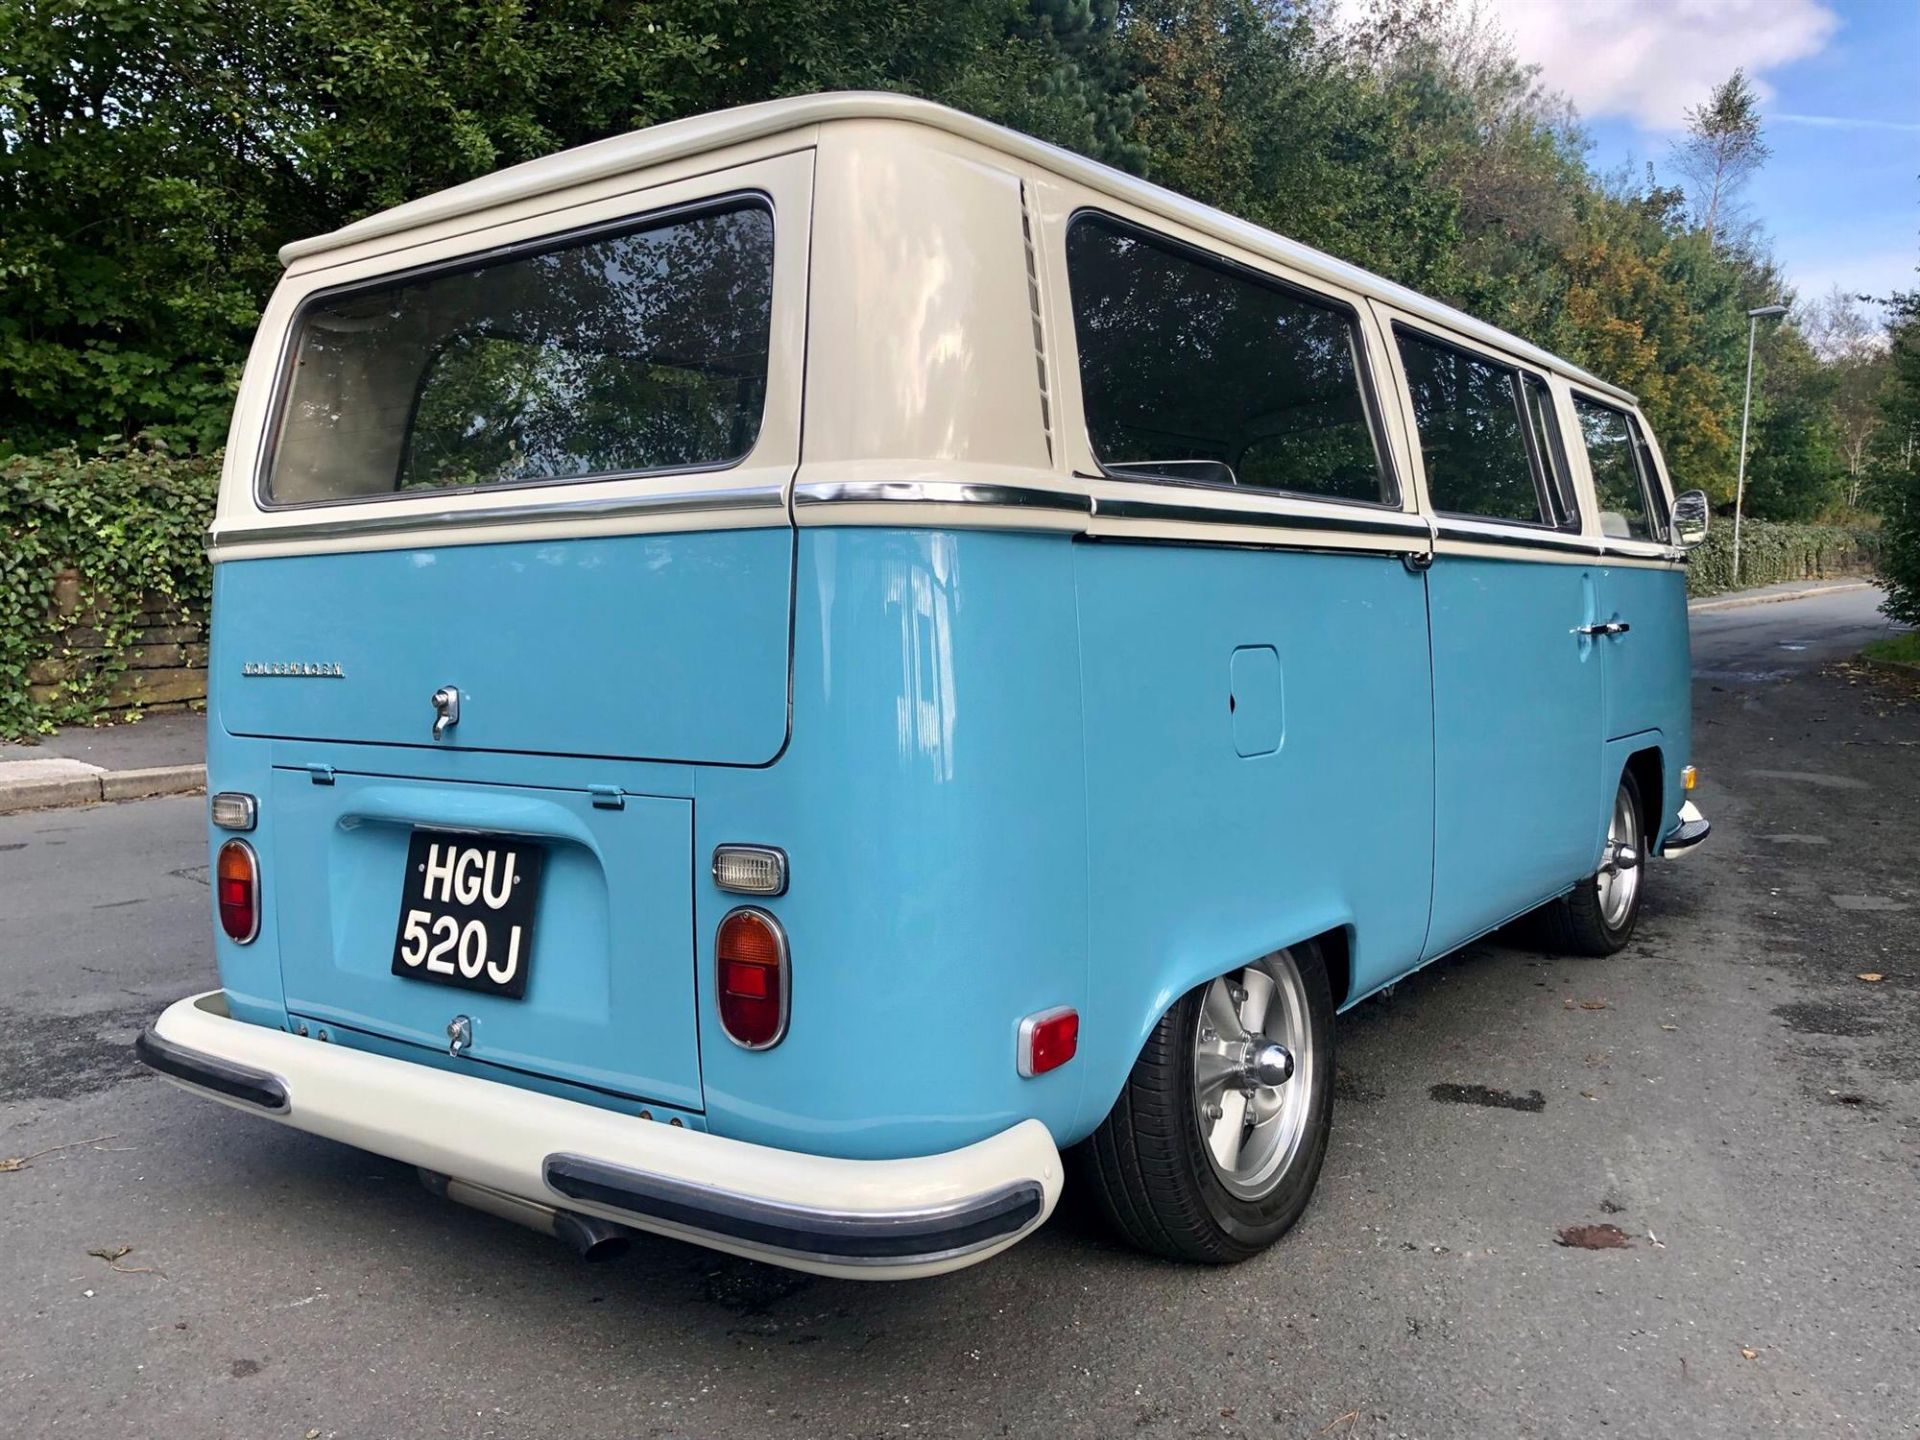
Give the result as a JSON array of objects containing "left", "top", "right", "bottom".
[
  {"left": 0, "top": 710, "right": 204, "bottom": 815},
  {"left": 1686, "top": 575, "right": 1876, "bottom": 613},
  {"left": 0, "top": 587, "right": 1916, "bottom": 1440}
]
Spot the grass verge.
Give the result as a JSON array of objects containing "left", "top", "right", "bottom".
[{"left": 1861, "top": 631, "right": 1920, "bottom": 669}]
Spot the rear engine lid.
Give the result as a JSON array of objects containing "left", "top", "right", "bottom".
[{"left": 215, "top": 527, "right": 790, "bottom": 765}]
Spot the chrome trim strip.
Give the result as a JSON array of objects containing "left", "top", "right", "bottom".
[
  {"left": 207, "top": 484, "right": 788, "bottom": 551},
  {"left": 542, "top": 1155, "right": 1045, "bottom": 1268},
  {"left": 1600, "top": 541, "right": 1687, "bottom": 563},
  {"left": 793, "top": 479, "right": 1092, "bottom": 514},
  {"left": 1095, "top": 495, "right": 1430, "bottom": 539},
  {"left": 1433, "top": 520, "right": 1602, "bottom": 556}
]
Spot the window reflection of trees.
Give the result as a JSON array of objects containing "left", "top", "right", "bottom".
[
  {"left": 1575, "top": 398, "right": 1652, "bottom": 539},
  {"left": 268, "top": 204, "right": 774, "bottom": 502},
  {"left": 1066, "top": 218, "right": 1388, "bottom": 505},
  {"left": 1396, "top": 334, "right": 1543, "bottom": 524}
]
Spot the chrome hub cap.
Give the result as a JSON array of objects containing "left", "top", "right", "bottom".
[
  {"left": 1192, "top": 951, "right": 1314, "bottom": 1200},
  {"left": 1595, "top": 783, "right": 1642, "bottom": 928}
]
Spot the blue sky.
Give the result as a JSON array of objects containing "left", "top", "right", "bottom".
[{"left": 1484, "top": 0, "right": 1918, "bottom": 310}]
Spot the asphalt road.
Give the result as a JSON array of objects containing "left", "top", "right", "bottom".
[{"left": 2, "top": 587, "right": 1914, "bottom": 1440}]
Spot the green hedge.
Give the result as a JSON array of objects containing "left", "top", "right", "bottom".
[
  {"left": 1, "top": 443, "right": 219, "bottom": 739},
  {"left": 1684, "top": 519, "right": 1879, "bottom": 598}
]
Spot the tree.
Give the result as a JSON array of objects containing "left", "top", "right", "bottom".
[
  {"left": 1671, "top": 70, "right": 1770, "bottom": 250},
  {"left": 1804, "top": 288, "right": 1894, "bottom": 508},
  {"left": 0, "top": 0, "right": 1043, "bottom": 452},
  {"left": 1877, "top": 285, "right": 1920, "bottom": 627},
  {"left": 1741, "top": 326, "right": 1843, "bottom": 522}
]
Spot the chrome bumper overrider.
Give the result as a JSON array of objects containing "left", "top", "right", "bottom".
[{"left": 1662, "top": 799, "right": 1711, "bottom": 858}]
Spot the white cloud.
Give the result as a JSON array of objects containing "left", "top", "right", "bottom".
[
  {"left": 1773, "top": 113, "right": 1920, "bottom": 133},
  {"left": 1477, "top": 0, "right": 1840, "bottom": 130}
]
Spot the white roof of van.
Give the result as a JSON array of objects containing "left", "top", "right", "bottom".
[{"left": 280, "top": 91, "right": 1633, "bottom": 404}]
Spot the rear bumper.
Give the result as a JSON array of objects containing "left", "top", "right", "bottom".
[
  {"left": 1661, "top": 799, "right": 1711, "bottom": 858},
  {"left": 137, "top": 990, "right": 1063, "bottom": 1280}
]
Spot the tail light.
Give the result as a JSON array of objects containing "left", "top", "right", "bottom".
[
  {"left": 716, "top": 907, "right": 788, "bottom": 1049},
  {"left": 216, "top": 839, "right": 260, "bottom": 944}
]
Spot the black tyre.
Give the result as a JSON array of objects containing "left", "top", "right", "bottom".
[
  {"left": 1078, "top": 943, "right": 1334, "bottom": 1263},
  {"left": 1537, "top": 768, "right": 1647, "bottom": 957}
]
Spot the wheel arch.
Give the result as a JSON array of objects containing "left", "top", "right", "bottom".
[
  {"left": 1597, "top": 730, "right": 1667, "bottom": 865},
  {"left": 1069, "top": 914, "right": 1351, "bottom": 1144}
]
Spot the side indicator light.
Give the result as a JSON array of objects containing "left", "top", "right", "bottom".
[
  {"left": 216, "top": 839, "right": 261, "bottom": 945},
  {"left": 1682, "top": 765, "right": 1697, "bottom": 792},
  {"left": 716, "top": 907, "right": 789, "bottom": 1049},
  {"left": 1017, "top": 1007, "right": 1079, "bottom": 1078}
]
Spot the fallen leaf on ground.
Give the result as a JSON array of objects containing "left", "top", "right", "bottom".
[
  {"left": 1857, "top": 973, "right": 1884, "bottom": 983},
  {"left": 87, "top": 1244, "right": 162, "bottom": 1276},
  {"left": 0, "top": 1133, "right": 118, "bottom": 1174},
  {"left": 1660, "top": 1024, "right": 1680, "bottom": 1031},
  {"left": 1740, "top": 1347, "right": 1758, "bottom": 1360},
  {"left": 1563, "top": 998, "right": 1609, "bottom": 1010},
  {"left": 1555, "top": 1223, "right": 1633, "bottom": 1250}
]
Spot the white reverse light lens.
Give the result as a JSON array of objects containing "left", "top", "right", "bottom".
[
  {"left": 712, "top": 845, "right": 788, "bottom": 896},
  {"left": 211, "top": 792, "right": 258, "bottom": 832}
]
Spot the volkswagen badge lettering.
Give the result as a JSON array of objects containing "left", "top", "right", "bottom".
[{"left": 241, "top": 661, "right": 345, "bottom": 678}]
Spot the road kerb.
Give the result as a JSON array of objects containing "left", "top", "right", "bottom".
[
  {"left": 0, "top": 763, "right": 206, "bottom": 814},
  {"left": 0, "top": 773, "right": 105, "bottom": 815},
  {"left": 100, "top": 764, "right": 208, "bottom": 803},
  {"left": 1688, "top": 581, "right": 1874, "bottom": 615}
]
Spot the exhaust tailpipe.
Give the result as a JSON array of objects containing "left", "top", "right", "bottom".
[{"left": 418, "top": 1168, "right": 634, "bottom": 1261}]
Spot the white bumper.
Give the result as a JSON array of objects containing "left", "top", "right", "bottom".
[{"left": 138, "top": 990, "right": 1063, "bottom": 1280}]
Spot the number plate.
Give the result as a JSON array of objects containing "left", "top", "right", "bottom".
[{"left": 391, "top": 831, "right": 545, "bottom": 998}]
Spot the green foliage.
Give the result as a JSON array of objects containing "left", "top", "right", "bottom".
[
  {"left": 1875, "top": 289, "right": 1920, "bottom": 628},
  {"left": 1683, "top": 519, "right": 1878, "bottom": 599},
  {"left": 0, "top": 443, "right": 218, "bottom": 738},
  {"left": 1862, "top": 630, "right": 1920, "bottom": 668}
]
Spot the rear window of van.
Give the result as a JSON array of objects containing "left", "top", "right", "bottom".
[{"left": 262, "top": 199, "right": 774, "bottom": 507}]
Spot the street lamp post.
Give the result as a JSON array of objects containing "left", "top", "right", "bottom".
[{"left": 1732, "top": 303, "right": 1789, "bottom": 587}]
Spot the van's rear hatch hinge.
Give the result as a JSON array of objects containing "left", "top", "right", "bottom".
[{"left": 588, "top": 784, "right": 625, "bottom": 811}]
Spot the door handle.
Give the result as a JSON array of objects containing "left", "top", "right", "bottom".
[
  {"left": 431, "top": 685, "right": 461, "bottom": 740},
  {"left": 1573, "top": 621, "right": 1630, "bottom": 637}
]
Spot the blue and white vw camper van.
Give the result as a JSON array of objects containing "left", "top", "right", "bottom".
[{"left": 138, "top": 93, "right": 1712, "bottom": 1278}]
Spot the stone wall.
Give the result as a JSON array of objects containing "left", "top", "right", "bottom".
[{"left": 27, "top": 569, "right": 208, "bottom": 716}]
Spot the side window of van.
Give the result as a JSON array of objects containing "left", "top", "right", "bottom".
[
  {"left": 264, "top": 200, "right": 775, "bottom": 506},
  {"left": 1394, "top": 329, "right": 1549, "bottom": 526},
  {"left": 1521, "top": 375, "right": 1581, "bottom": 529},
  {"left": 1573, "top": 397, "right": 1667, "bottom": 541},
  {"left": 1066, "top": 214, "right": 1394, "bottom": 506}
]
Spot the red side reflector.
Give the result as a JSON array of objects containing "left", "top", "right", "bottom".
[
  {"left": 1018, "top": 1007, "right": 1078, "bottom": 1078},
  {"left": 216, "top": 839, "right": 260, "bottom": 944},
  {"left": 716, "top": 907, "right": 788, "bottom": 1049}
]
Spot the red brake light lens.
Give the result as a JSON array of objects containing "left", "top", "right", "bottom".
[
  {"left": 216, "top": 839, "right": 260, "bottom": 944},
  {"left": 716, "top": 907, "right": 787, "bottom": 1049}
]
